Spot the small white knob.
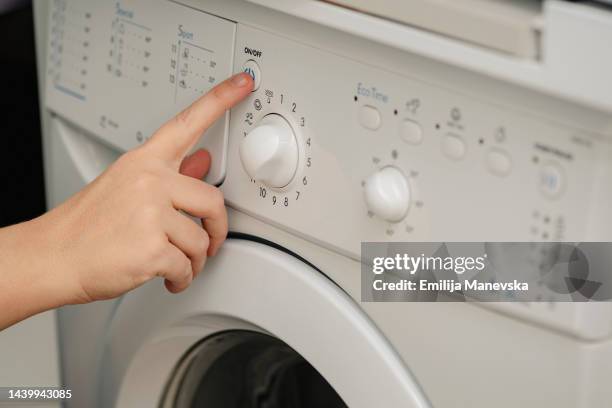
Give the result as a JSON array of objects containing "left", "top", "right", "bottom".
[
  {"left": 364, "top": 166, "right": 411, "bottom": 222},
  {"left": 239, "top": 114, "right": 298, "bottom": 188}
]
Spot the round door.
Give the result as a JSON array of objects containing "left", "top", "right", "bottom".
[{"left": 98, "top": 238, "right": 429, "bottom": 408}]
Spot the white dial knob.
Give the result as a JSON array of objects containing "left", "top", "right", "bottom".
[
  {"left": 239, "top": 114, "right": 299, "bottom": 188},
  {"left": 363, "top": 166, "right": 411, "bottom": 223}
]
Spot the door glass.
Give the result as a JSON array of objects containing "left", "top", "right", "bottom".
[{"left": 165, "top": 331, "right": 347, "bottom": 408}]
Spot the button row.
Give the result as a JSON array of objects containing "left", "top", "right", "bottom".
[
  {"left": 358, "top": 106, "right": 513, "bottom": 175},
  {"left": 357, "top": 105, "right": 565, "bottom": 196},
  {"left": 442, "top": 136, "right": 514, "bottom": 178},
  {"left": 441, "top": 135, "right": 516, "bottom": 179}
]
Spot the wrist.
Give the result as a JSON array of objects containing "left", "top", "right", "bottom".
[
  {"left": 26, "top": 212, "right": 91, "bottom": 306},
  {"left": 0, "top": 214, "right": 85, "bottom": 328}
]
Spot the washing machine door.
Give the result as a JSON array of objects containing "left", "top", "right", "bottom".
[{"left": 99, "top": 238, "right": 429, "bottom": 408}]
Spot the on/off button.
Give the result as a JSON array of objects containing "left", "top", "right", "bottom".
[
  {"left": 539, "top": 162, "right": 565, "bottom": 198},
  {"left": 242, "top": 60, "right": 261, "bottom": 91}
]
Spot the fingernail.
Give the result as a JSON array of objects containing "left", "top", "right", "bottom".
[{"left": 231, "top": 72, "right": 251, "bottom": 87}]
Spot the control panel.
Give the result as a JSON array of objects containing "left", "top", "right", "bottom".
[
  {"left": 45, "top": 0, "right": 235, "bottom": 184},
  {"left": 224, "top": 25, "right": 603, "bottom": 255}
]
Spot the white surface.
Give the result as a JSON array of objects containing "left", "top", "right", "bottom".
[
  {"left": 0, "top": 312, "right": 61, "bottom": 408},
  {"left": 324, "top": 0, "right": 542, "bottom": 58},
  {"left": 52, "top": 118, "right": 118, "bottom": 184},
  {"left": 239, "top": 114, "right": 299, "bottom": 188},
  {"left": 363, "top": 166, "right": 411, "bottom": 222},
  {"left": 0, "top": 312, "right": 60, "bottom": 388},
  {"left": 101, "top": 240, "right": 429, "bottom": 408}
]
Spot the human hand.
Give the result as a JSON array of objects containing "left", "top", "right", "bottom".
[{"left": 33, "top": 72, "right": 253, "bottom": 303}]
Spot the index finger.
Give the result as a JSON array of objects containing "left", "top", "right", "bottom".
[{"left": 146, "top": 72, "right": 253, "bottom": 166}]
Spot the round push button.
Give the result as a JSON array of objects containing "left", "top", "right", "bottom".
[
  {"left": 485, "top": 148, "right": 512, "bottom": 176},
  {"left": 359, "top": 105, "right": 382, "bottom": 130},
  {"left": 442, "top": 134, "right": 466, "bottom": 160},
  {"left": 539, "top": 162, "right": 565, "bottom": 198},
  {"left": 399, "top": 119, "right": 423, "bottom": 145},
  {"left": 242, "top": 60, "right": 261, "bottom": 91}
]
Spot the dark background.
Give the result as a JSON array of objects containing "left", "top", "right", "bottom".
[{"left": 0, "top": 3, "right": 46, "bottom": 227}]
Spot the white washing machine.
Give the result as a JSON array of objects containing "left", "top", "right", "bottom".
[{"left": 34, "top": 0, "right": 612, "bottom": 407}]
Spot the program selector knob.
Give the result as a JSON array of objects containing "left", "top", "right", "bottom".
[
  {"left": 239, "top": 114, "right": 299, "bottom": 189},
  {"left": 363, "top": 166, "right": 411, "bottom": 223}
]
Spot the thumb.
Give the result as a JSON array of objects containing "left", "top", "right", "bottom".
[
  {"left": 179, "top": 149, "right": 211, "bottom": 179},
  {"left": 146, "top": 72, "right": 253, "bottom": 167}
]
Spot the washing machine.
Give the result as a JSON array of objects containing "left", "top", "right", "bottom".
[{"left": 34, "top": 0, "right": 612, "bottom": 407}]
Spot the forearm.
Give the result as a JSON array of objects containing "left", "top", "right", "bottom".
[{"left": 0, "top": 216, "right": 76, "bottom": 330}]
